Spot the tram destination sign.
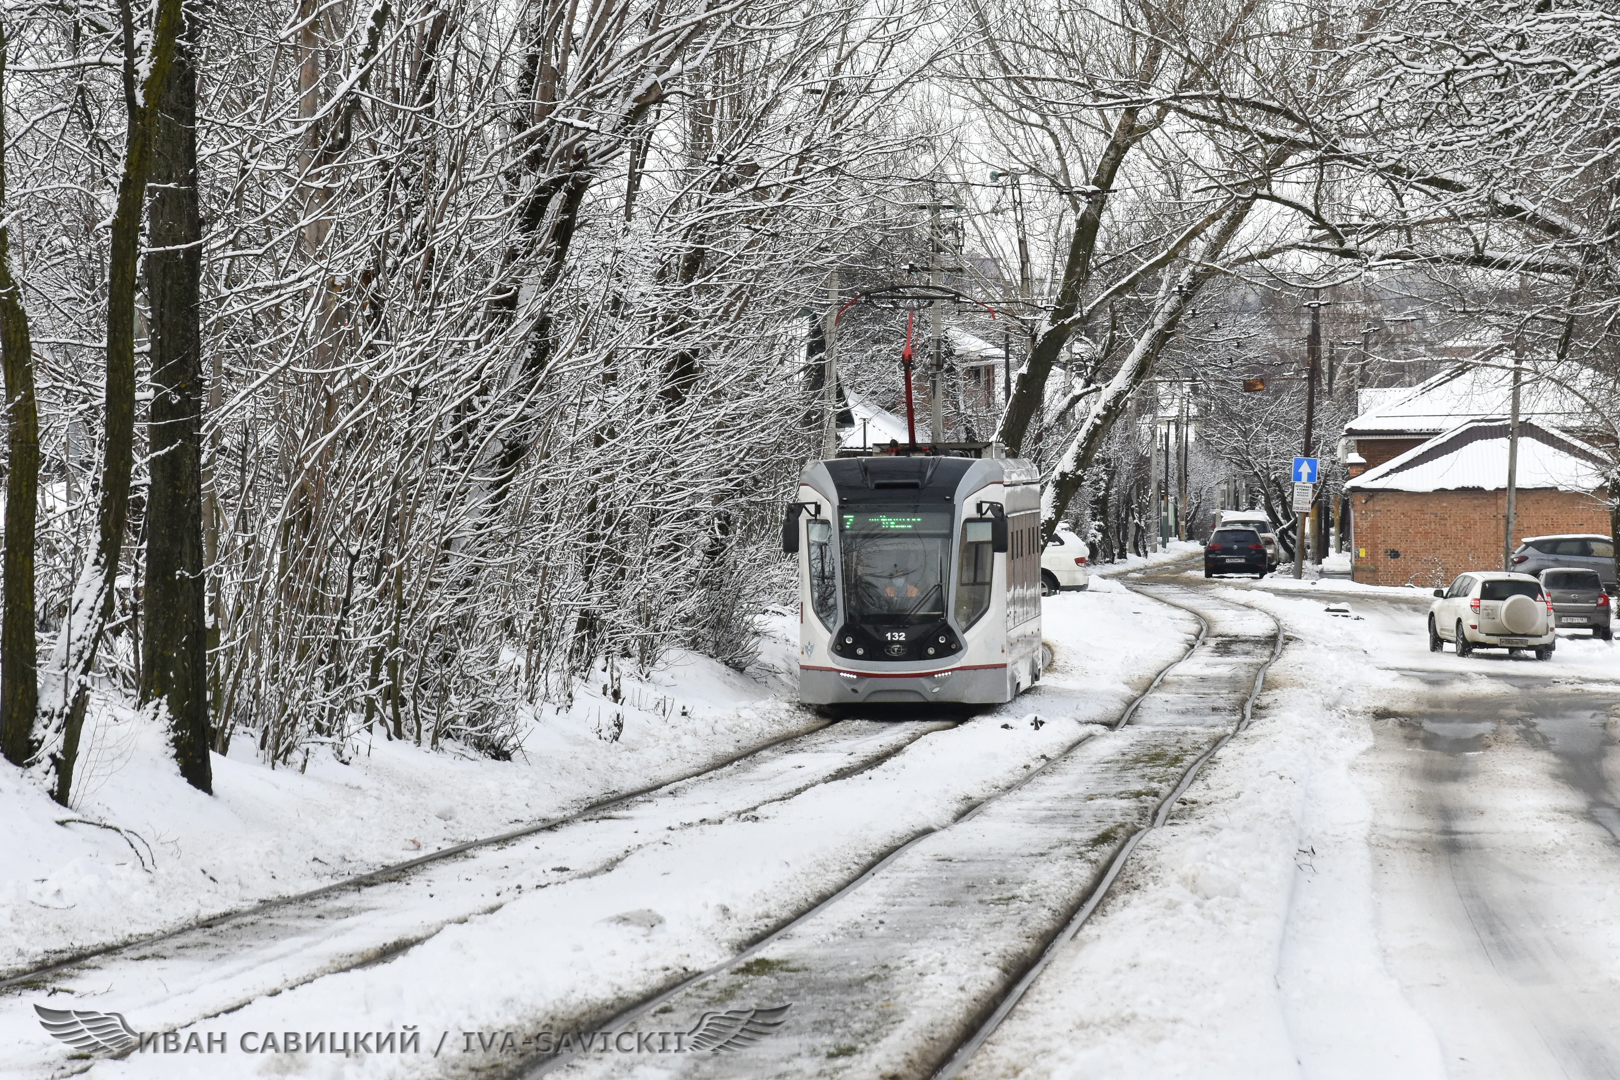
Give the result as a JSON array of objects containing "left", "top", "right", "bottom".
[{"left": 842, "top": 511, "right": 948, "bottom": 531}]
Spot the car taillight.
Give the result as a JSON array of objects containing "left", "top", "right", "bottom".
[
  {"left": 1250, "top": 544, "right": 1263, "bottom": 551},
  {"left": 1511, "top": 554, "right": 1528, "bottom": 564},
  {"left": 1600, "top": 593, "right": 1611, "bottom": 608},
  {"left": 1470, "top": 598, "right": 1480, "bottom": 612},
  {"left": 1209, "top": 545, "right": 1222, "bottom": 552},
  {"left": 1547, "top": 596, "right": 1555, "bottom": 614},
  {"left": 1074, "top": 557, "right": 1087, "bottom": 566}
]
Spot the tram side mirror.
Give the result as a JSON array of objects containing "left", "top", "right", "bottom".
[
  {"left": 782, "top": 502, "right": 821, "bottom": 554},
  {"left": 783, "top": 505, "right": 803, "bottom": 554},
  {"left": 807, "top": 520, "right": 832, "bottom": 544},
  {"left": 976, "top": 501, "right": 1009, "bottom": 553}
]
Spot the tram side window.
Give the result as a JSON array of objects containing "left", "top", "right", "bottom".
[
  {"left": 955, "top": 519, "right": 995, "bottom": 629},
  {"left": 807, "top": 519, "right": 837, "bottom": 628}
]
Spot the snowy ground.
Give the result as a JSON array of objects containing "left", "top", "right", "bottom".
[
  {"left": 1, "top": 577, "right": 1197, "bottom": 1080},
  {"left": 1, "top": 616, "right": 814, "bottom": 972},
  {"left": 961, "top": 573, "right": 1620, "bottom": 1080},
  {"left": 1092, "top": 540, "right": 1205, "bottom": 578},
  {"left": 12, "top": 562, "right": 1620, "bottom": 1080}
]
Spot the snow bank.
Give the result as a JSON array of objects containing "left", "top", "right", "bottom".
[
  {"left": 0, "top": 613, "right": 812, "bottom": 972},
  {"left": 1093, "top": 540, "right": 1203, "bottom": 578}
]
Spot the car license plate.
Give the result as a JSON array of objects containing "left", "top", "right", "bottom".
[
  {"left": 1562, "top": 616, "right": 1588, "bottom": 624},
  {"left": 1224, "top": 558, "right": 1245, "bottom": 563},
  {"left": 1500, "top": 637, "right": 1530, "bottom": 646}
]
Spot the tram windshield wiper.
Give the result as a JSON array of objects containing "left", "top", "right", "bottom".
[{"left": 900, "top": 581, "right": 943, "bottom": 621}]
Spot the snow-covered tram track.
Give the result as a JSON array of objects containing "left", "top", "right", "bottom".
[
  {"left": 514, "top": 579, "right": 1284, "bottom": 1080},
  {"left": 0, "top": 717, "right": 946, "bottom": 998}
]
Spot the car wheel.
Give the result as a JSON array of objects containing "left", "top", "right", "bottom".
[
  {"left": 1203, "top": 567, "right": 1212, "bottom": 579},
  {"left": 1598, "top": 628, "right": 1612, "bottom": 641},
  {"left": 1428, "top": 617, "right": 1442, "bottom": 653},
  {"left": 1040, "top": 571, "right": 1060, "bottom": 597},
  {"left": 1535, "top": 644, "right": 1555, "bottom": 661},
  {"left": 1455, "top": 620, "right": 1473, "bottom": 657}
]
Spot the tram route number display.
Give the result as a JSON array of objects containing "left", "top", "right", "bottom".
[{"left": 841, "top": 512, "right": 950, "bottom": 532}]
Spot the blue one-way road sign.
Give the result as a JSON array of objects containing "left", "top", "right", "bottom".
[{"left": 1292, "top": 457, "right": 1319, "bottom": 483}]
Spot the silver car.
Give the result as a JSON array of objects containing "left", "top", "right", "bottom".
[
  {"left": 1539, "top": 567, "right": 1613, "bottom": 640},
  {"left": 1511, "top": 533, "right": 1616, "bottom": 587}
]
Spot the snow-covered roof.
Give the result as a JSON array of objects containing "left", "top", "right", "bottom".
[
  {"left": 1345, "top": 419, "right": 1611, "bottom": 493},
  {"left": 948, "top": 328, "right": 1001, "bottom": 363},
  {"left": 1345, "top": 363, "right": 1590, "bottom": 437},
  {"left": 840, "top": 390, "right": 928, "bottom": 449}
]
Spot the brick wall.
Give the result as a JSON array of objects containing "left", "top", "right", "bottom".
[
  {"left": 1350, "top": 487, "right": 1611, "bottom": 587},
  {"left": 1353, "top": 437, "right": 1428, "bottom": 471}
]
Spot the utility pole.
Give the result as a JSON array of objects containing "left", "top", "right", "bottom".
[
  {"left": 1011, "top": 173, "right": 1032, "bottom": 306},
  {"left": 822, "top": 269, "right": 839, "bottom": 458},
  {"left": 1177, "top": 392, "right": 1189, "bottom": 541},
  {"left": 1161, "top": 418, "right": 1171, "bottom": 550},
  {"left": 1504, "top": 344, "right": 1523, "bottom": 570},
  {"left": 1358, "top": 324, "right": 1374, "bottom": 397},
  {"left": 1295, "top": 295, "right": 1325, "bottom": 580},
  {"left": 1002, "top": 330, "right": 1011, "bottom": 404},
  {"left": 928, "top": 190, "right": 945, "bottom": 446}
]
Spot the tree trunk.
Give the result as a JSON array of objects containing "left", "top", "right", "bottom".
[
  {"left": 0, "top": 25, "right": 40, "bottom": 768},
  {"left": 992, "top": 40, "right": 1164, "bottom": 457},
  {"left": 142, "top": 3, "right": 211, "bottom": 793},
  {"left": 39, "top": 0, "right": 185, "bottom": 806},
  {"left": 1042, "top": 196, "right": 1260, "bottom": 539}
]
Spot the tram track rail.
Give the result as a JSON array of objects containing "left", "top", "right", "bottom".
[
  {"left": 511, "top": 573, "right": 1268, "bottom": 1080},
  {"left": 930, "top": 576, "right": 1285, "bottom": 1080},
  {"left": 1, "top": 712, "right": 956, "bottom": 994}
]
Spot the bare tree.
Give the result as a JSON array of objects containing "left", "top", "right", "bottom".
[{"left": 0, "top": 20, "right": 39, "bottom": 768}]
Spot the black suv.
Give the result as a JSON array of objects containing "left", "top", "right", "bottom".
[{"left": 1205, "top": 528, "right": 1268, "bottom": 578}]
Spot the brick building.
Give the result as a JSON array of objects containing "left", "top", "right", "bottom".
[{"left": 1345, "top": 419, "right": 1611, "bottom": 586}]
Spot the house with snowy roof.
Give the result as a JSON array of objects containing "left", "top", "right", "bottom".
[
  {"left": 1344, "top": 418, "right": 1612, "bottom": 587},
  {"left": 1342, "top": 362, "right": 1598, "bottom": 478}
]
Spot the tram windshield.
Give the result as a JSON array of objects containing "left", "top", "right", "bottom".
[{"left": 840, "top": 508, "right": 952, "bottom": 625}]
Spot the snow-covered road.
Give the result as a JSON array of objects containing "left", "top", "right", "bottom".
[
  {"left": 11, "top": 563, "right": 1620, "bottom": 1080},
  {"left": 961, "top": 568, "right": 1620, "bottom": 1080},
  {"left": 1364, "top": 654, "right": 1620, "bottom": 1079}
]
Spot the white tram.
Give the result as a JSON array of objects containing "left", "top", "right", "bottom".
[{"left": 784, "top": 452, "right": 1044, "bottom": 705}]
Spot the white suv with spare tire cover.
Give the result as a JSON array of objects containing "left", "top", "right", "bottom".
[{"left": 1427, "top": 572, "right": 1556, "bottom": 660}]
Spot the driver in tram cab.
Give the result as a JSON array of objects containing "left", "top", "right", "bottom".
[{"left": 885, "top": 564, "right": 920, "bottom": 600}]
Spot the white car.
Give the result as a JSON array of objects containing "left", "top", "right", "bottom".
[
  {"left": 1427, "top": 571, "right": 1555, "bottom": 660},
  {"left": 1041, "top": 527, "right": 1091, "bottom": 595}
]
